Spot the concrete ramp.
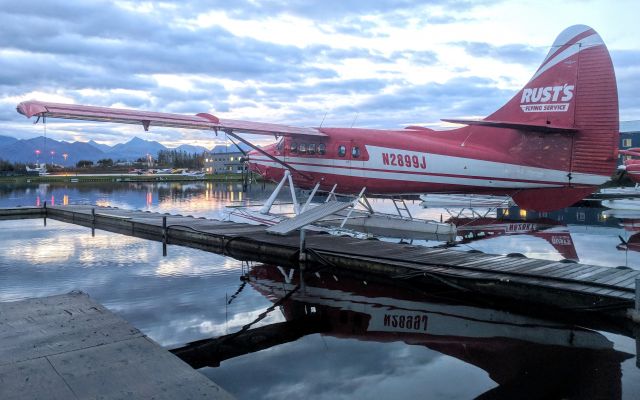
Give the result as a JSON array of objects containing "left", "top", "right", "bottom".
[{"left": 0, "top": 292, "right": 233, "bottom": 400}]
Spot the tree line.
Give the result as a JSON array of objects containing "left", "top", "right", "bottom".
[
  {"left": 74, "top": 151, "right": 205, "bottom": 169},
  {"left": 1, "top": 150, "right": 205, "bottom": 172},
  {"left": 156, "top": 150, "right": 204, "bottom": 169}
]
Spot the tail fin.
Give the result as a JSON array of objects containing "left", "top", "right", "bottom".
[
  {"left": 489, "top": 25, "right": 619, "bottom": 177},
  {"left": 486, "top": 25, "right": 619, "bottom": 211}
]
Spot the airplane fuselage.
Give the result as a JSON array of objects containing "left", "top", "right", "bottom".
[{"left": 248, "top": 126, "right": 609, "bottom": 196}]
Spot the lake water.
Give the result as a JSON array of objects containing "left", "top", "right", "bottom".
[{"left": 0, "top": 182, "right": 639, "bottom": 399}]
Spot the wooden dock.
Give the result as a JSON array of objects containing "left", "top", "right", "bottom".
[
  {"left": 0, "top": 291, "right": 233, "bottom": 399},
  {"left": 2, "top": 205, "right": 640, "bottom": 323}
]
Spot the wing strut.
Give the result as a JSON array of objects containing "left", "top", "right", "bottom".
[{"left": 223, "top": 130, "right": 313, "bottom": 180}]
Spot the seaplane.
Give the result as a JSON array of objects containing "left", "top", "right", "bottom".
[
  {"left": 25, "top": 163, "right": 48, "bottom": 176},
  {"left": 180, "top": 169, "right": 206, "bottom": 178},
  {"left": 618, "top": 148, "right": 640, "bottom": 183},
  {"left": 16, "top": 25, "right": 619, "bottom": 239}
]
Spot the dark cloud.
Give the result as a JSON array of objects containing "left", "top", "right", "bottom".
[
  {"left": 0, "top": 0, "right": 635, "bottom": 144},
  {"left": 176, "top": 0, "right": 490, "bottom": 20},
  {"left": 345, "top": 76, "right": 510, "bottom": 115},
  {"left": 0, "top": 51, "right": 156, "bottom": 91},
  {"left": 454, "top": 41, "right": 545, "bottom": 65},
  {"left": 235, "top": 78, "right": 394, "bottom": 104},
  {"left": 608, "top": 50, "right": 640, "bottom": 118},
  {"left": 0, "top": 14, "right": 336, "bottom": 82}
]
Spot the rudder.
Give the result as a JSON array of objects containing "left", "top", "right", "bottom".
[{"left": 488, "top": 25, "right": 619, "bottom": 178}]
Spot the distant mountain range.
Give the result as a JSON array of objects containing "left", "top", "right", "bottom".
[{"left": 0, "top": 135, "right": 251, "bottom": 166}]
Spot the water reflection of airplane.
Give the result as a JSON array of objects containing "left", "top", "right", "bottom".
[
  {"left": 173, "top": 265, "right": 631, "bottom": 399},
  {"left": 619, "top": 148, "right": 640, "bottom": 184},
  {"left": 449, "top": 215, "right": 579, "bottom": 261},
  {"left": 605, "top": 210, "right": 640, "bottom": 252}
]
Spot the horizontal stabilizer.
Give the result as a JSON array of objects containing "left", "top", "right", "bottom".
[
  {"left": 620, "top": 149, "right": 640, "bottom": 157},
  {"left": 441, "top": 118, "right": 578, "bottom": 134}
]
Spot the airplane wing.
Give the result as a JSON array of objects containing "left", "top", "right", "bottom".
[
  {"left": 16, "top": 100, "right": 326, "bottom": 138},
  {"left": 16, "top": 100, "right": 324, "bottom": 179}
]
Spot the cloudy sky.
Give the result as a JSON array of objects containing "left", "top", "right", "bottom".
[{"left": 1, "top": 0, "right": 639, "bottom": 148}]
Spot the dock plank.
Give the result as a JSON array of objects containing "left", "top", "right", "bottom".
[{"left": 3, "top": 205, "right": 636, "bottom": 322}]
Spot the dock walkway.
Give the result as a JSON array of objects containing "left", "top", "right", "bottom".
[
  {"left": 2, "top": 205, "right": 639, "bottom": 322},
  {"left": 0, "top": 291, "right": 233, "bottom": 400}
]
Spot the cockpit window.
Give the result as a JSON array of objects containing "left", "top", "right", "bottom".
[{"left": 276, "top": 137, "right": 284, "bottom": 152}]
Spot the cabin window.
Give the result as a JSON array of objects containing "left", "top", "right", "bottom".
[
  {"left": 338, "top": 145, "right": 346, "bottom": 157},
  {"left": 299, "top": 143, "right": 307, "bottom": 153},
  {"left": 352, "top": 146, "right": 360, "bottom": 158},
  {"left": 308, "top": 143, "right": 316, "bottom": 154},
  {"left": 623, "top": 138, "right": 632, "bottom": 147},
  {"left": 276, "top": 138, "right": 284, "bottom": 152},
  {"left": 318, "top": 143, "right": 326, "bottom": 155},
  {"left": 290, "top": 142, "right": 298, "bottom": 153}
]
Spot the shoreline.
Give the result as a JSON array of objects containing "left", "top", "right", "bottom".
[{"left": 0, "top": 173, "right": 251, "bottom": 184}]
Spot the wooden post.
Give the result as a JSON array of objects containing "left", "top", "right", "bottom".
[
  {"left": 635, "top": 278, "right": 640, "bottom": 322},
  {"left": 43, "top": 201, "right": 47, "bottom": 226},
  {"left": 162, "top": 216, "right": 167, "bottom": 257},
  {"left": 636, "top": 279, "right": 640, "bottom": 367},
  {"left": 299, "top": 228, "right": 306, "bottom": 292},
  {"left": 299, "top": 228, "right": 306, "bottom": 264},
  {"left": 636, "top": 330, "right": 640, "bottom": 368},
  {"left": 91, "top": 208, "right": 95, "bottom": 237}
]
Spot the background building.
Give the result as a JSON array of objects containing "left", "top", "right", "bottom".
[
  {"left": 204, "top": 144, "right": 247, "bottom": 174},
  {"left": 620, "top": 120, "right": 640, "bottom": 165}
]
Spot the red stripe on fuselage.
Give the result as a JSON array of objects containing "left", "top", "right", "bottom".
[{"left": 250, "top": 157, "right": 571, "bottom": 186}]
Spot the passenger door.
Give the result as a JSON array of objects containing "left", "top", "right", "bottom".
[{"left": 334, "top": 141, "right": 351, "bottom": 187}]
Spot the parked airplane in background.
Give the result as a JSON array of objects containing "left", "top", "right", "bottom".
[
  {"left": 25, "top": 163, "right": 48, "bottom": 176},
  {"left": 619, "top": 148, "right": 640, "bottom": 183},
  {"left": 16, "top": 25, "right": 619, "bottom": 211}
]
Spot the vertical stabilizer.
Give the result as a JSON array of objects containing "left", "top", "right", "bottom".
[{"left": 489, "top": 25, "right": 619, "bottom": 177}]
